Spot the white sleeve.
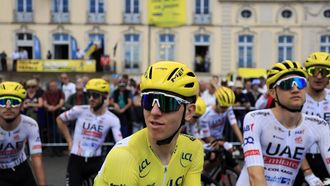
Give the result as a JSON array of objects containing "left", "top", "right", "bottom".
[
  {"left": 59, "top": 106, "right": 81, "bottom": 122},
  {"left": 111, "top": 116, "right": 123, "bottom": 142},
  {"left": 317, "top": 120, "right": 330, "bottom": 174},
  {"left": 28, "top": 121, "right": 42, "bottom": 155},
  {"left": 255, "top": 94, "right": 268, "bottom": 109},
  {"left": 198, "top": 118, "right": 211, "bottom": 139},
  {"left": 227, "top": 107, "right": 238, "bottom": 126},
  {"left": 242, "top": 113, "right": 264, "bottom": 167}
]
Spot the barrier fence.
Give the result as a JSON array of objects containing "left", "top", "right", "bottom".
[{"left": 32, "top": 106, "right": 255, "bottom": 150}]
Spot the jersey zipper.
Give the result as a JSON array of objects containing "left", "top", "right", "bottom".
[{"left": 162, "top": 166, "right": 167, "bottom": 186}]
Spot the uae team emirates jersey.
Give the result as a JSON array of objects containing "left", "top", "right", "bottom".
[
  {"left": 237, "top": 109, "right": 330, "bottom": 186},
  {"left": 0, "top": 115, "right": 42, "bottom": 169},
  {"left": 59, "top": 105, "right": 122, "bottom": 157}
]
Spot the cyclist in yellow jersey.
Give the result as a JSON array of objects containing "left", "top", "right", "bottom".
[{"left": 94, "top": 61, "right": 204, "bottom": 186}]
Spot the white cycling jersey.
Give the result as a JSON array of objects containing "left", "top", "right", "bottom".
[
  {"left": 59, "top": 105, "right": 122, "bottom": 157},
  {"left": 237, "top": 109, "right": 330, "bottom": 186},
  {"left": 302, "top": 88, "right": 330, "bottom": 154},
  {"left": 0, "top": 115, "right": 42, "bottom": 169},
  {"left": 182, "top": 120, "right": 210, "bottom": 139},
  {"left": 199, "top": 106, "right": 237, "bottom": 139}
]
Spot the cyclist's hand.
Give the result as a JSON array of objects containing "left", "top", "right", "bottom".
[
  {"left": 323, "top": 178, "right": 330, "bottom": 186},
  {"left": 223, "top": 142, "right": 233, "bottom": 152},
  {"left": 305, "top": 173, "right": 324, "bottom": 186}
]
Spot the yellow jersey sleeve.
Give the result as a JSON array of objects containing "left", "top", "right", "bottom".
[
  {"left": 183, "top": 138, "right": 204, "bottom": 186},
  {"left": 94, "top": 147, "right": 138, "bottom": 186}
]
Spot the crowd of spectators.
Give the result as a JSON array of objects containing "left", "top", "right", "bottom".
[{"left": 0, "top": 72, "right": 267, "bottom": 155}]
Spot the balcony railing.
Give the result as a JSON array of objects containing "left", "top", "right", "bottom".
[
  {"left": 51, "top": 12, "right": 70, "bottom": 23},
  {"left": 193, "top": 13, "right": 212, "bottom": 24},
  {"left": 88, "top": 12, "right": 106, "bottom": 23},
  {"left": 123, "top": 13, "right": 141, "bottom": 24},
  {"left": 14, "top": 11, "right": 33, "bottom": 22}
]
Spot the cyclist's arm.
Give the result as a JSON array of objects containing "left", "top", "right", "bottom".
[
  {"left": 247, "top": 166, "right": 266, "bottom": 186},
  {"left": 183, "top": 141, "right": 204, "bottom": 186},
  {"left": 300, "top": 159, "right": 313, "bottom": 176},
  {"left": 242, "top": 113, "right": 266, "bottom": 185},
  {"left": 231, "top": 123, "right": 243, "bottom": 144},
  {"left": 31, "top": 155, "right": 46, "bottom": 186},
  {"left": 56, "top": 116, "right": 73, "bottom": 150},
  {"left": 28, "top": 121, "right": 46, "bottom": 186},
  {"left": 110, "top": 116, "right": 123, "bottom": 142},
  {"left": 317, "top": 120, "right": 330, "bottom": 174},
  {"left": 94, "top": 148, "right": 137, "bottom": 186}
]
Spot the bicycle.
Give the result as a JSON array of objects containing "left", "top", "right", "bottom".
[{"left": 201, "top": 145, "right": 242, "bottom": 186}]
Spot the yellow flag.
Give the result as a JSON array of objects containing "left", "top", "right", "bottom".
[{"left": 148, "top": 0, "right": 186, "bottom": 27}]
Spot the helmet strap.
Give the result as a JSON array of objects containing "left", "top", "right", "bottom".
[
  {"left": 156, "top": 104, "right": 186, "bottom": 146},
  {"left": 275, "top": 89, "right": 303, "bottom": 113}
]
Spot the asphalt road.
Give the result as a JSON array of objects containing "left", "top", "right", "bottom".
[{"left": 44, "top": 155, "right": 68, "bottom": 186}]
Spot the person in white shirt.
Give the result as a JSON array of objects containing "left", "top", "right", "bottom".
[
  {"left": 237, "top": 60, "right": 330, "bottom": 186},
  {"left": 60, "top": 73, "right": 76, "bottom": 102},
  {"left": 201, "top": 80, "right": 217, "bottom": 108},
  {"left": 56, "top": 78, "right": 122, "bottom": 186}
]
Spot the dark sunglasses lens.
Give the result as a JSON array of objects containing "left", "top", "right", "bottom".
[
  {"left": 141, "top": 94, "right": 181, "bottom": 113},
  {"left": 87, "top": 92, "right": 101, "bottom": 99},
  {"left": 278, "top": 78, "right": 306, "bottom": 90}
]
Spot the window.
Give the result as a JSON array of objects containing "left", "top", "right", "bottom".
[
  {"left": 53, "top": 0, "right": 68, "bottom": 13},
  {"left": 194, "top": 34, "right": 210, "bottom": 72},
  {"left": 17, "top": 0, "right": 32, "bottom": 12},
  {"left": 124, "top": 34, "right": 140, "bottom": 71},
  {"left": 320, "top": 35, "right": 330, "bottom": 53},
  {"left": 238, "top": 35, "right": 254, "bottom": 68},
  {"left": 123, "top": 0, "right": 140, "bottom": 23},
  {"left": 90, "top": 0, "right": 104, "bottom": 13},
  {"left": 281, "top": 10, "right": 292, "bottom": 18},
  {"left": 324, "top": 9, "right": 330, "bottom": 18},
  {"left": 195, "top": 0, "right": 209, "bottom": 14},
  {"left": 125, "top": 0, "right": 139, "bottom": 14},
  {"left": 159, "top": 34, "right": 175, "bottom": 60},
  {"left": 241, "top": 9, "right": 252, "bottom": 18},
  {"left": 278, "top": 35, "right": 293, "bottom": 62}
]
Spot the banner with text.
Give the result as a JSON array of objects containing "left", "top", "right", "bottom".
[
  {"left": 148, "top": 0, "right": 186, "bottom": 27},
  {"left": 17, "top": 60, "right": 96, "bottom": 72}
]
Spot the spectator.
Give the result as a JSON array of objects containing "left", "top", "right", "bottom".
[
  {"left": 19, "top": 48, "right": 28, "bottom": 59},
  {"left": 110, "top": 79, "right": 133, "bottom": 137},
  {"left": 130, "top": 84, "right": 144, "bottom": 133},
  {"left": 43, "top": 80, "right": 65, "bottom": 156},
  {"left": 201, "top": 80, "right": 217, "bottom": 107},
  {"left": 11, "top": 49, "right": 19, "bottom": 72},
  {"left": 22, "top": 79, "right": 44, "bottom": 139},
  {"left": 234, "top": 80, "right": 251, "bottom": 108},
  {"left": 258, "top": 76, "right": 267, "bottom": 94},
  {"left": 0, "top": 51, "right": 7, "bottom": 71},
  {"left": 76, "top": 48, "right": 84, "bottom": 59},
  {"left": 60, "top": 73, "right": 76, "bottom": 102},
  {"left": 47, "top": 50, "right": 52, "bottom": 59},
  {"left": 65, "top": 78, "right": 89, "bottom": 109}
]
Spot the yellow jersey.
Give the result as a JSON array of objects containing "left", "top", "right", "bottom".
[{"left": 94, "top": 128, "right": 204, "bottom": 186}]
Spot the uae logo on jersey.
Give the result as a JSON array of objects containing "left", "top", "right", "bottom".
[{"left": 294, "top": 136, "right": 303, "bottom": 144}]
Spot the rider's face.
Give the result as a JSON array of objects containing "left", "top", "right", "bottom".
[{"left": 0, "top": 99, "right": 22, "bottom": 122}]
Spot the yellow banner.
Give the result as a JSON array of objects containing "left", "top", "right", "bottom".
[
  {"left": 237, "top": 68, "right": 267, "bottom": 78},
  {"left": 17, "top": 60, "right": 96, "bottom": 72},
  {"left": 148, "top": 0, "right": 186, "bottom": 27}
]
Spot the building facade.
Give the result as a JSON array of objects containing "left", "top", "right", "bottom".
[{"left": 0, "top": 0, "right": 329, "bottom": 76}]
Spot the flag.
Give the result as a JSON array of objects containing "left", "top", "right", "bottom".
[
  {"left": 70, "top": 36, "right": 78, "bottom": 59},
  {"left": 33, "top": 35, "right": 41, "bottom": 59}
]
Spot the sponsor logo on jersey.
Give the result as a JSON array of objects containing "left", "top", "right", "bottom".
[
  {"left": 326, "top": 158, "right": 330, "bottom": 164},
  {"left": 264, "top": 155, "right": 299, "bottom": 169},
  {"left": 265, "top": 175, "right": 291, "bottom": 185},
  {"left": 110, "top": 184, "right": 126, "bottom": 186},
  {"left": 265, "top": 167, "right": 293, "bottom": 175},
  {"left": 294, "top": 129, "right": 304, "bottom": 135},
  {"left": 243, "top": 123, "right": 254, "bottom": 132},
  {"left": 0, "top": 140, "right": 25, "bottom": 155},
  {"left": 180, "top": 152, "right": 192, "bottom": 167},
  {"left": 294, "top": 136, "right": 303, "bottom": 144},
  {"left": 250, "top": 111, "right": 270, "bottom": 117},
  {"left": 139, "top": 158, "right": 151, "bottom": 178},
  {"left": 146, "top": 183, "right": 155, "bottom": 186},
  {"left": 243, "top": 137, "right": 254, "bottom": 146},
  {"left": 244, "top": 149, "right": 260, "bottom": 157},
  {"left": 168, "top": 175, "right": 184, "bottom": 186},
  {"left": 82, "top": 122, "right": 103, "bottom": 138},
  {"left": 274, "top": 126, "right": 285, "bottom": 133},
  {"left": 266, "top": 143, "right": 304, "bottom": 161},
  {"left": 273, "top": 135, "right": 284, "bottom": 140},
  {"left": 305, "top": 117, "right": 326, "bottom": 125}
]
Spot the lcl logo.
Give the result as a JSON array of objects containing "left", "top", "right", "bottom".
[{"left": 139, "top": 159, "right": 151, "bottom": 178}]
